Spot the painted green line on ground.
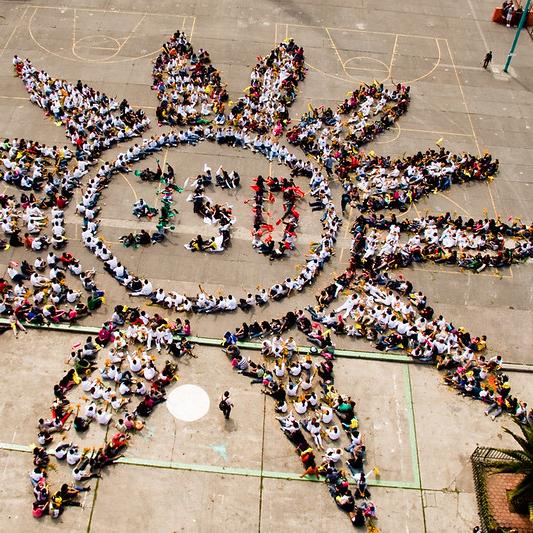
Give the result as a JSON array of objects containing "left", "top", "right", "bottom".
[
  {"left": 0, "top": 318, "right": 409, "bottom": 362},
  {"left": 0, "top": 318, "right": 445, "bottom": 367},
  {"left": 0, "top": 441, "right": 417, "bottom": 490},
  {"left": 329, "top": 347, "right": 410, "bottom": 362},
  {"left": 0, "top": 442, "right": 31, "bottom": 453},
  {"left": 403, "top": 365, "right": 422, "bottom": 490},
  {"left": 0, "top": 318, "right": 100, "bottom": 334},
  {"left": 118, "top": 455, "right": 421, "bottom": 489},
  {"left": 188, "top": 335, "right": 221, "bottom": 346},
  {"left": 2, "top": 319, "right": 531, "bottom": 371}
]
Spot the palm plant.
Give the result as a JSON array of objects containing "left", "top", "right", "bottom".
[{"left": 492, "top": 420, "right": 533, "bottom": 517}]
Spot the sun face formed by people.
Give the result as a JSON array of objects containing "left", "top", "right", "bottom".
[{"left": 3, "top": 28, "right": 531, "bottom": 528}]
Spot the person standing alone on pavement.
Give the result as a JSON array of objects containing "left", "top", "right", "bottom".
[
  {"left": 341, "top": 191, "right": 352, "bottom": 215},
  {"left": 483, "top": 51, "right": 493, "bottom": 69},
  {"left": 219, "top": 390, "right": 233, "bottom": 419}
]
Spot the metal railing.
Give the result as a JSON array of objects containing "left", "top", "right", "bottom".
[{"left": 470, "top": 446, "right": 520, "bottom": 533}]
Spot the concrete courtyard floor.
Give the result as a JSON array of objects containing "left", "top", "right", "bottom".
[{"left": 0, "top": 0, "right": 531, "bottom": 531}]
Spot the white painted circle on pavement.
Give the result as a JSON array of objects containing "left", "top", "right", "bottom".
[{"left": 166, "top": 384, "right": 210, "bottom": 422}]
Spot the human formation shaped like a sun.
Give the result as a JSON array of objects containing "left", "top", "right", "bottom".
[{"left": 2, "top": 29, "right": 530, "bottom": 527}]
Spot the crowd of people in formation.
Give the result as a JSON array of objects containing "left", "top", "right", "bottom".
[
  {"left": 29, "top": 307, "right": 194, "bottom": 518},
  {"left": 0, "top": 252, "right": 105, "bottom": 334},
  {"left": 152, "top": 30, "right": 228, "bottom": 126},
  {"left": 154, "top": 32, "right": 306, "bottom": 134},
  {"left": 6, "top": 29, "right": 531, "bottom": 529},
  {"left": 350, "top": 150, "right": 500, "bottom": 213},
  {"left": 287, "top": 95, "right": 499, "bottom": 212},
  {"left": 13, "top": 57, "right": 149, "bottom": 160},
  {"left": 287, "top": 81, "right": 410, "bottom": 158},
  {"left": 222, "top": 320, "right": 377, "bottom": 528},
  {"left": 59, "top": 33, "right": 339, "bottom": 296},
  {"left": 346, "top": 213, "right": 532, "bottom": 273},
  {"left": 8, "top": 37, "right": 508, "bottom": 325}
]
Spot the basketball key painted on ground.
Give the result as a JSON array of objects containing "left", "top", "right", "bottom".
[{"left": 166, "top": 384, "right": 210, "bottom": 422}]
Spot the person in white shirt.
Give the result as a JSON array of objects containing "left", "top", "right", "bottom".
[
  {"left": 300, "top": 373, "right": 314, "bottom": 390},
  {"left": 285, "top": 337, "right": 297, "bottom": 359},
  {"left": 327, "top": 426, "right": 341, "bottom": 441},
  {"left": 80, "top": 377, "right": 95, "bottom": 392},
  {"left": 306, "top": 419, "right": 323, "bottom": 449},
  {"left": 289, "top": 361, "right": 302, "bottom": 377},
  {"left": 307, "top": 391, "right": 318, "bottom": 408},
  {"left": 85, "top": 402, "right": 97, "bottom": 419},
  {"left": 96, "top": 409, "right": 112, "bottom": 425},
  {"left": 224, "top": 295, "right": 237, "bottom": 310},
  {"left": 143, "top": 361, "right": 157, "bottom": 381},
  {"left": 321, "top": 406, "right": 334, "bottom": 424},
  {"left": 66, "top": 446, "right": 81, "bottom": 466},
  {"left": 294, "top": 399, "right": 307, "bottom": 415},
  {"left": 127, "top": 354, "right": 142, "bottom": 373},
  {"left": 29, "top": 468, "right": 45, "bottom": 486},
  {"left": 131, "top": 279, "right": 153, "bottom": 297},
  {"left": 287, "top": 381, "right": 299, "bottom": 397},
  {"left": 324, "top": 447, "right": 342, "bottom": 462},
  {"left": 274, "top": 360, "right": 285, "bottom": 378}
]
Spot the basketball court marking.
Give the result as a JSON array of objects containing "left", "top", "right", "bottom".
[
  {"left": 276, "top": 21, "right": 479, "bottom": 192},
  {"left": 0, "top": 439, "right": 420, "bottom": 489},
  {"left": 443, "top": 39, "right": 498, "bottom": 218},
  {"left": 278, "top": 22, "right": 443, "bottom": 86},
  {"left": 26, "top": 6, "right": 196, "bottom": 64},
  {"left": 0, "top": 5, "right": 29, "bottom": 58}
]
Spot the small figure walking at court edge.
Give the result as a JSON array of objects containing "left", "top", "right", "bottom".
[
  {"left": 219, "top": 390, "right": 233, "bottom": 420},
  {"left": 483, "top": 51, "right": 493, "bottom": 69}
]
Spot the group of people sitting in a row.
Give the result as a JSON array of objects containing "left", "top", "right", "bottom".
[
  {"left": 347, "top": 213, "right": 532, "bottom": 273},
  {"left": 14, "top": 56, "right": 149, "bottom": 160},
  {"left": 287, "top": 82, "right": 410, "bottom": 159},
  {"left": 0, "top": 137, "right": 86, "bottom": 192},
  {"left": 351, "top": 150, "right": 500, "bottom": 213},
  {"left": 280, "top": 80, "right": 499, "bottom": 215}
]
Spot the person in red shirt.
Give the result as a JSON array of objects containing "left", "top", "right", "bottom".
[{"left": 24, "top": 233, "right": 34, "bottom": 248}]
